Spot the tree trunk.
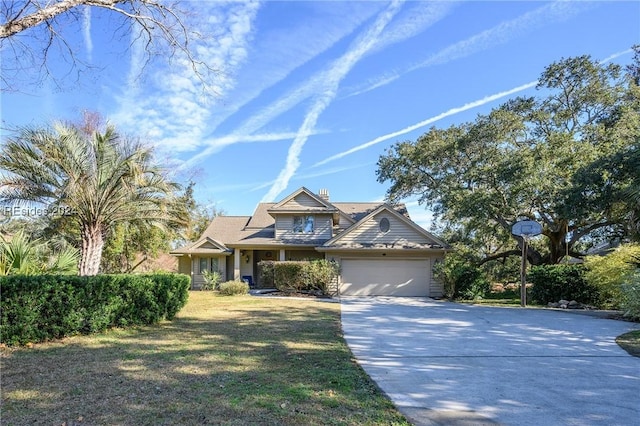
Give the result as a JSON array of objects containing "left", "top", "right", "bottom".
[
  {"left": 545, "top": 226, "right": 568, "bottom": 264},
  {"left": 79, "top": 222, "right": 104, "bottom": 276}
]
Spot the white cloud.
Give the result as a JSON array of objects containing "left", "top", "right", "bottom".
[
  {"left": 201, "top": 2, "right": 385, "bottom": 135},
  {"left": 111, "top": 1, "right": 261, "bottom": 151},
  {"left": 157, "top": 2, "right": 387, "bottom": 168}
]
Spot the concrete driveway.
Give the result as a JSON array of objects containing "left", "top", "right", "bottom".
[{"left": 340, "top": 297, "right": 640, "bottom": 426}]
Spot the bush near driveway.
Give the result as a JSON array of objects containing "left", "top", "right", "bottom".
[
  {"left": 584, "top": 243, "right": 640, "bottom": 310},
  {"left": 529, "top": 264, "right": 600, "bottom": 306},
  {"left": 620, "top": 271, "right": 640, "bottom": 320},
  {"left": 259, "top": 260, "right": 340, "bottom": 295},
  {"left": 433, "top": 256, "right": 490, "bottom": 300},
  {"left": 0, "top": 273, "right": 189, "bottom": 346}
]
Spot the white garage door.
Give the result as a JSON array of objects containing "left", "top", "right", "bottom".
[{"left": 340, "top": 259, "right": 430, "bottom": 296}]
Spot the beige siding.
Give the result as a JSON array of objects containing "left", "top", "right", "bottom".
[
  {"left": 177, "top": 257, "right": 191, "bottom": 275},
  {"left": 275, "top": 216, "right": 293, "bottom": 240},
  {"left": 280, "top": 192, "right": 325, "bottom": 209},
  {"left": 430, "top": 256, "right": 445, "bottom": 297},
  {"left": 275, "top": 214, "right": 332, "bottom": 241},
  {"left": 337, "top": 212, "right": 432, "bottom": 246},
  {"left": 335, "top": 212, "right": 354, "bottom": 233}
]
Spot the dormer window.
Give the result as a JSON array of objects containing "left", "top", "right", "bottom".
[{"left": 294, "top": 215, "right": 314, "bottom": 233}]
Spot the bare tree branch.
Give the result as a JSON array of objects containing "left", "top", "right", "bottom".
[{"left": 1, "top": 0, "right": 219, "bottom": 93}]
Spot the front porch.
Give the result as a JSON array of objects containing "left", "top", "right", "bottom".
[{"left": 176, "top": 248, "right": 324, "bottom": 290}]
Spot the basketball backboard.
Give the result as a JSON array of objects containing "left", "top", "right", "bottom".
[{"left": 511, "top": 220, "right": 542, "bottom": 237}]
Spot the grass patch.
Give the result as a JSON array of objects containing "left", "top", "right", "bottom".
[
  {"left": 616, "top": 330, "right": 640, "bottom": 357},
  {"left": 0, "top": 292, "right": 409, "bottom": 425}
]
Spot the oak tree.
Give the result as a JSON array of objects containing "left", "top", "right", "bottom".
[{"left": 377, "top": 53, "right": 640, "bottom": 265}]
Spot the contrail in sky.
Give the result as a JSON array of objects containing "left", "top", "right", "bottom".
[
  {"left": 314, "top": 47, "right": 635, "bottom": 168},
  {"left": 261, "top": 0, "right": 404, "bottom": 202},
  {"left": 313, "top": 80, "right": 538, "bottom": 167}
]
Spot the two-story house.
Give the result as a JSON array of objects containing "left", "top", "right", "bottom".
[{"left": 171, "top": 187, "right": 450, "bottom": 297}]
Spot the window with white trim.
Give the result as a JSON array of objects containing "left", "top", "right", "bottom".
[{"left": 293, "top": 215, "right": 314, "bottom": 233}]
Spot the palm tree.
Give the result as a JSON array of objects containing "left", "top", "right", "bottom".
[
  {"left": 0, "top": 230, "right": 79, "bottom": 275},
  {"left": 0, "top": 123, "right": 180, "bottom": 275}
]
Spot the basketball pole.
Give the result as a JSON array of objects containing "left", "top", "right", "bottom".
[
  {"left": 520, "top": 235, "right": 528, "bottom": 307},
  {"left": 512, "top": 220, "right": 541, "bottom": 308}
]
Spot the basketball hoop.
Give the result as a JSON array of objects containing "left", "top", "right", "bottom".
[
  {"left": 511, "top": 220, "right": 542, "bottom": 307},
  {"left": 512, "top": 220, "right": 542, "bottom": 239}
]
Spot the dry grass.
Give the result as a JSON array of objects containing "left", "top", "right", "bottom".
[{"left": 1, "top": 292, "right": 409, "bottom": 425}]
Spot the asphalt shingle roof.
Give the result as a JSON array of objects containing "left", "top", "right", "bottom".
[{"left": 172, "top": 199, "right": 411, "bottom": 251}]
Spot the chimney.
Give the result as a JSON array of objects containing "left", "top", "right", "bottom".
[{"left": 318, "top": 188, "right": 330, "bottom": 201}]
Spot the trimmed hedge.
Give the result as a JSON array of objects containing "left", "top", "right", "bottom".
[
  {"left": 0, "top": 273, "right": 190, "bottom": 346},
  {"left": 529, "top": 264, "right": 600, "bottom": 306}
]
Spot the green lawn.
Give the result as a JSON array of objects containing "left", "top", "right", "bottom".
[{"left": 1, "top": 292, "right": 410, "bottom": 425}]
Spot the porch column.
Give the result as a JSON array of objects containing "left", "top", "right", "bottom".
[
  {"left": 279, "top": 249, "right": 286, "bottom": 261},
  {"left": 234, "top": 248, "right": 241, "bottom": 280}
]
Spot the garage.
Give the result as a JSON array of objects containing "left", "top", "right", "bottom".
[{"left": 340, "top": 258, "right": 430, "bottom": 296}]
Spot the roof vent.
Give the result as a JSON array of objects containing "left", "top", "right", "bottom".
[{"left": 318, "top": 188, "right": 329, "bottom": 201}]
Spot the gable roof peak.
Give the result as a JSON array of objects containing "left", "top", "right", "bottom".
[{"left": 269, "top": 187, "right": 338, "bottom": 211}]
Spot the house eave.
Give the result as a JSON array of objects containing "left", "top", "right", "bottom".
[
  {"left": 169, "top": 249, "right": 233, "bottom": 256},
  {"left": 229, "top": 243, "right": 320, "bottom": 250},
  {"left": 316, "top": 246, "right": 449, "bottom": 253}
]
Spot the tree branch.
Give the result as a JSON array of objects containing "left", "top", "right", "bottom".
[
  {"left": 1, "top": 0, "right": 123, "bottom": 38},
  {"left": 1, "top": 1, "right": 219, "bottom": 94}
]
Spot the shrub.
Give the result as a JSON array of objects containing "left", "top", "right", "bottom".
[
  {"left": 584, "top": 244, "right": 640, "bottom": 309},
  {"left": 304, "top": 259, "right": 340, "bottom": 295},
  {"left": 257, "top": 260, "right": 275, "bottom": 289},
  {"left": 266, "top": 260, "right": 340, "bottom": 295},
  {"left": 201, "top": 270, "right": 222, "bottom": 291},
  {"left": 434, "top": 257, "right": 489, "bottom": 300},
  {"left": 454, "top": 265, "right": 490, "bottom": 300},
  {"left": 0, "top": 273, "right": 190, "bottom": 346},
  {"left": 218, "top": 280, "right": 250, "bottom": 296},
  {"left": 620, "top": 271, "right": 640, "bottom": 320},
  {"left": 529, "top": 264, "right": 599, "bottom": 306},
  {"left": 273, "top": 261, "right": 306, "bottom": 293}
]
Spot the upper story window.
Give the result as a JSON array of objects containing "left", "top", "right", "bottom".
[{"left": 294, "top": 215, "right": 314, "bottom": 233}]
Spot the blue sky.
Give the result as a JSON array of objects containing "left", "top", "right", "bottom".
[{"left": 1, "top": 0, "right": 639, "bottom": 229}]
